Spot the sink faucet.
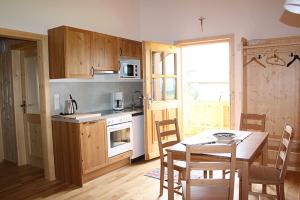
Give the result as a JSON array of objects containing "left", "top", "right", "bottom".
[{"left": 132, "top": 90, "right": 143, "bottom": 109}]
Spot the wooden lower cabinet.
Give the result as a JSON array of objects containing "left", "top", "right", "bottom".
[
  {"left": 81, "top": 120, "right": 107, "bottom": 174},
  {"left": 52, "top": 119, "right": 132, "bottom": 186}
]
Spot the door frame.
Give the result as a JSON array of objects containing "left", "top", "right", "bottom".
[
  {"left": 175, "top": 34, "right": 235, "bottom": 130},
  {"left": 0, "top": 27, "right": 55, "bottom": 180}
]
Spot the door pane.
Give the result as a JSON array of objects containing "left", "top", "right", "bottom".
[
  {"left": 152, "top": 51, "right": 163, "bottom": 74},
  {"left": 165, "top": 53, "right": 176, "bottom": 75},
  {"left": 166, "top": 78, "right": 176, "bottom": 100},
  {"left": 152, "top": 78, "right": 163, "bottom": 100},
  {"left": 24, "top": 56, "right": 40, "bottom": 114}
]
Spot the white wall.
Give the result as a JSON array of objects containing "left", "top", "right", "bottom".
[
  {"left": 0, "top": 0, "right": 299, "bottom": 129},
  {"left": 0, "top": 0, "right": 141, "bottom": 40},
  {"left": 139, "top": 0, "right": 300, "bottom": 128}
]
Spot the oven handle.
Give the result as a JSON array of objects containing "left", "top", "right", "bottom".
[{"left": 107, "top": 122, "right": 132, "bottom": 131}]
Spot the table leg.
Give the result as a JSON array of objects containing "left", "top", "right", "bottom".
[
  {"left": 262, "top": 141, "right": 268, "bottom": 194},
  {"left": 167, "top": 151, "right": 174, "bottom": 200},
  {"left": 241, "top": 161, "right": 249, "bottom": 200}
]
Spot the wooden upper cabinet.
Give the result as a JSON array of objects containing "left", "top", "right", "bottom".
[
  {"left": 92, "top": 33, "right": 118, "bottom": 72},
  {"left": 119, "top": 38, "right": 142, "bottom": 59},
  {"left": 80, "top": 120, "right": 107, "bottom": 175},
  {"left": 48, "top": 26, "right": 93, "bottom": 79},
  {"left": 48, "top": 26, "right": 142, "bottom": 78}
]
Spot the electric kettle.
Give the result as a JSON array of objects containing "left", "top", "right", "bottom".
[{"left": 64, "top": 94, "right": 78, "bottom": 115}]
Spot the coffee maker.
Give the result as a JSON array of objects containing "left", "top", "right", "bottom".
[{"left": 112, "top": 92, "right": 124, "bottom": 111}]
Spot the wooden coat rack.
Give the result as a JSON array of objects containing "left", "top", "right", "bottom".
[{"left": 242, "top": 35, "right": 300, "bottom": 172}]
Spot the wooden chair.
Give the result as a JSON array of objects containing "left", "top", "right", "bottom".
[
  {"left": 155, "top": 119, "right": 185, "bottom": 196},
  {"left": 182, "top": 143, "right": 236, "bottom": 200},
  {"left": 223, "top": 113, "right": 267, "bottom": 178},
  {"left": 240, "top": 113, "right": 266, "bottom": 166},
  {"left": 240, "top": 113, "right": 266, "bottom": 132},
  {"left": 247, "top": 124, "right": 294, "bottom": 200}
]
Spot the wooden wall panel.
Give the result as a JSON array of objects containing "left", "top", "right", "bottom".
[
  {"left": 246, "top": 53, "right": 300, "bottom": 139},
  {"left": 0, "top": 49, "right": 17, "bottom": 163}
]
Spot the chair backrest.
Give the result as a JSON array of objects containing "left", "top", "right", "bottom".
[
  {"left": 239, "top": 113, "right": 266, "bottom": 132},
  {"left": 155, "top": 119, "right": 181, "bottom": 161},
  {"left": 275, "top": 124, "right": 294, "bottom": 181},
  {"left": 185, "top": 143, "right": 236, "bottom": 200}
]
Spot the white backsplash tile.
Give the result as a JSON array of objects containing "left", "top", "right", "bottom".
[{"left": 50, "top": 82, "right": 143, "bottom": 115}]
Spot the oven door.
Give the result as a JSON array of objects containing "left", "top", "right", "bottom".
[{"left": 107, "top": 122, "right": 132, "bottom": 157}]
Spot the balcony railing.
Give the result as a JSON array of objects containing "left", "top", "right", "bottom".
[{"left": 183, "top": 101, "right": 230, "bottom": 137}]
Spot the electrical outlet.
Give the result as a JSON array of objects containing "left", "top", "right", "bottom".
[{"left": 54, "top": 94, "right": 60, "bottom": 110}]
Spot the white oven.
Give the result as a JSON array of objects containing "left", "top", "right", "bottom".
[{"left": 106, "top": 114, "right": 133, "bottom": 158}]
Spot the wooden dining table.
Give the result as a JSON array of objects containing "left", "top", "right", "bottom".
[{"left": 165, "top": 130, "right": 268, "bottom": 200}]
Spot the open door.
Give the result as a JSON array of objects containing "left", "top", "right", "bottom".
[
  {"left": 12, "top": 43, "right": 43, "bottom": 168},
  {"left": 143, "top": 42, "right": 182, "bottom": 160}
]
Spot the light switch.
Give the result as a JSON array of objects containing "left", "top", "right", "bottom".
[{"left": 54, "top": 93, "right": 60, "bottom": 110}]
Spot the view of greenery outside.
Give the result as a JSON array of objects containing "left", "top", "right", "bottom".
[{"left": 182, "top": 42, "right": 230, "bottom": 138}]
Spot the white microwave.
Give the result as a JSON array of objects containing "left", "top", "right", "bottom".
[{"left": 119, "top": 59, "right": 141, "bottom": 79}]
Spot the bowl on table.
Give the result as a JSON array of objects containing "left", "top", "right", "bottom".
[{"left": 213, "top": 132, "right": 236, "bottom": 142}]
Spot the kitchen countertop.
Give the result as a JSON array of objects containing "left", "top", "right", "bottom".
[{"left": 51, "top": 107, "right": 143, "bottom": 123}]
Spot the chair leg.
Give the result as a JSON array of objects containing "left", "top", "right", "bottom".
[
  {"left": 178, "top": 170, "right": 182, "bottom": 186},
  {"left": 159, "top": 165, "right": 164, "bottom": 196},
  {"left": 222, "top": 170, "right": 226, "bottom": 179},
  {"left": 239, "top": 176, "right": 242, "bottom": 200},
  {"left": 209, "top": 170, "right": 213, "bottom": 178},
  {"left": 276, "top": 185, "right": 280, "bottom": 200},
  {"left": 280, "top": 183, "right": 285, "bottom": 200}
]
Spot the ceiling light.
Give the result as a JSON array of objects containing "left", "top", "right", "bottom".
[{"left": 284, "top": 0, "right": 300, "bottom": 14}]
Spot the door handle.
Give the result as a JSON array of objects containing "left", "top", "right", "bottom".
[
  {"left": 146, "top": 96, "right": 152, "bottom": 110},
  {"left": 20, "top": 100, "right": 26, "bottom": 113}
]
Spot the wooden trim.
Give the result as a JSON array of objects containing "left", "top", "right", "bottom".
[
  {"left": 243, "top": 42, "right": 300, "bottom": 49},
  {"left": 0, "top": 27, "right": 44, "bottom": 41},
  {"left": 37, "top": 36, "right": 55, "bottom": 180},
  {"left": 0, "top": 27, "right": 55, "bottom": 180},
  {"left": 228, "top": 35, "right": 235, "bottom": 129},
  {"left": 175, "top": 34, "right": 235, "bottom": 46},
  {"left": 176, "top": 34, "right": 235, "bottom": 129},
  {"left": 241, "top": 37, "right": 248, "bottom": 114}
]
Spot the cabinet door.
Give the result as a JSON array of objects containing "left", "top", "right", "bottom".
[
  {"left": 93, "top": 33, "right": 118, "bottom": 71},
  {"left": 81, "top": 120, "right": 107, "bottom": 174},
  {"left": 65, "top": 27, "right": 93, "bottom": 78},
  {"left": 119, "top": 38, "right": 142, "bottom": 59},
  {"left": 104, "top": 36, "right": 119, "bottom": 71}
]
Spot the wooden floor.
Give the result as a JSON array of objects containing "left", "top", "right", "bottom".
[
  {"left": 0, "top": 162, "right": 76, "bottom": 200},
  {"left": 1, "top": 160, "right": 299, "bottom": 200}
]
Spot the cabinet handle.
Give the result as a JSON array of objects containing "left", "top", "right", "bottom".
[
  {"left": 120, "top": 48, "right": 123, "bottom": 56},
  {"left": 90, "top": 66, "right": 95, "bottom": 77}
]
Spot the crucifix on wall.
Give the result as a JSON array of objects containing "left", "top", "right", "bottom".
[{"left": 198, "top": 16, "right": 206, "bottom": 32}]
